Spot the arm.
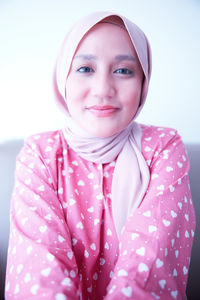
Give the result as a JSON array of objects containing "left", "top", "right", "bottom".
[
  {"left": 5, "top": 139, "right": 80, "bottom": 299},
  {"left": 105, "top": 131, "right": 196, "bottom": 299}
]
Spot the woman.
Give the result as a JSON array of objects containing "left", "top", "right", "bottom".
[{"left": 5, "top": 11, "right": 195, "bottom": 299}]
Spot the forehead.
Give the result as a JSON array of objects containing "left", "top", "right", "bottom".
[{"left": 74, "top": 22, "right": 136, "bottom": 56}]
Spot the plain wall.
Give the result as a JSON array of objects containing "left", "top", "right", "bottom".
[{"left": 0, "top": 0, "right": 200, "bottom": 143}]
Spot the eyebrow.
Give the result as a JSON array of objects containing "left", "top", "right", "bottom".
[
  {"left": 115, "top": 55, "right": 136, "bottom": 62},
  {"left": 74, "top": 54, "right": 97, "bottom": 60},
  {"left": 74, "top": 54, "right": 136, "bottom": 62}
]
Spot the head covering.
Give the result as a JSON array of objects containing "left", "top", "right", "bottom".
[{"left": 54, "top": 11, "right": 152, "bottom": 237}]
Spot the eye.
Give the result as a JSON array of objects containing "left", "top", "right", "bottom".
[
  {"left": 114, "top": 68, "right": 133, "bottom": 75},
  {"left": 77, "top": 66, "right": 94, "bottom": 73}
]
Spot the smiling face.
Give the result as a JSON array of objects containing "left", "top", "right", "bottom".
[{"left": 65, "top": 22, "right": 144, "bottom": 138}]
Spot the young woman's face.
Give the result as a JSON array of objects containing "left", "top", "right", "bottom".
[{"left": 65, "top": 22, "right": 143, "bottom": 138}]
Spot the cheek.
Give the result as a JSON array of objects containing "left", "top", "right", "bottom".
[
  {"left": 120, "top": 78, "right": 142, "bottom": 100},
  {"left": 66, "top": 76, "right": 89, "bottom": 103},
  {"left": 66, "top": 77, "right": 77, "bottom": 100},
  {"left": 122, "top": 88, "right": 141, "bottom": 110}
]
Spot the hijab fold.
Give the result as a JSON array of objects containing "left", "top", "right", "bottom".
[{"left": 55, "top": 11, "right": 152, "bottom": 237}]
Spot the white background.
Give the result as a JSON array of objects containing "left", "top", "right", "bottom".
[{"left": 0, "top": 0, "right": 200, "bottom": 143}]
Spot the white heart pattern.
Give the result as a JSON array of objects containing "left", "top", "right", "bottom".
[
  {"left": 24, "top": 273, "right": 31, "bottom": 282},
  {"left": 61, "top": 277, "right": 71, "bottom": 286},
  {"left": 149, "top": 225, "right": 157, "bottom": 233},
  {"left": 41, "top": 268, "right": 51, "bottom": 277},
  {"left": 93, "top": 272, "right": 98, "bottom": 280},
  {"left": 171, "top": 290, "right": 178, "bottom": 299},
  {"left": 185, "top": 230, "right": 190, "bottom": 238},
  {"left": 183, "top": 266, "right": 188, "bottom": 275},
  {"left": 159, "top": 279, "right": 166, "bottom": 289},
  {"left": 88, "top": 173, "right": 94, "bottom": 179},
  {"left": 121, "top": 286, "right": 132, "bottom": 298},
  {"left": 118, "top": 269, "right": 128, "bottom": 277},
  {"left": 39, "top": 225, "right": 47, "bottom": 233},
  {"left": 107, "top": 229, "right": 112, "bottom": 236},
  {"left": 162, "top": 219, "right": 171, "bottom": 227},
  {"left": 175, "top": 250, "right": 179, "bottom": 258},
  {"left": 185, "top": 214, "right": 189, "bottom": 221},
  {"left": 46, "top": 253, "right": 55, "bottom": 262},
  {"left": 100, "top": 258, "right": 105, "bottom": 266},
  {"left": 177, "top": 162, "right": 183, "bottom": 168},
  {"left": 90, "top": 243, "right": 96, "bottom": 251},
  {"left": 67, "top": 251, "right": 73, "bottom": 260},
  {"left": 78, "top": 180, "right": 85, "bottom": 186},
  {"left": 143, "top": 211, "right": 151, "bottom": 217},
  {"left": 178, "top": 202, "right": 182, "bottom": 210},
  {"left": 87, "top": 206, "right": 94, "bottom": 213},
  {"left": 69, "top": 198, "right": 76, "bottom": 206},
  {"left": 131, "top": 233, "right": 139, "bottom": 240},
  {"left": 58, "top": 235, "right": 65, "bottom": 243},
  {"left": 138, "top": 262, "right": 149, "bottom": 273},
  {"left": 173, "top": 268, "right": 178, "bottom": 277},
  {"left": 30, "top": 284, "right": 39, "bottom": 295},
  {"left": 76, "top": 221, "right": 84, "bottom": 229},
  {"left": 136, "top": 247, "right": 145, "bottom": 256},
  {"left": 156, "top": 258, "right": 164, "bottom": 268},
  {"left": 38, "top": 185, "right": 45, "bottom": 192},
  {"left": 166, "top": 166, "right": 173, "bottom": 172},
  {"left": 104, "top": 242, "right": 109, "bottom": 250},
  {"left": 84, "top": 250, "right": 89, "bottom": 258},
  {"left": 171, "top": 210, "right": 177, "bottom": 218},
  {"left": 94, "top": 219, "right": 100, "bottom": 226}
]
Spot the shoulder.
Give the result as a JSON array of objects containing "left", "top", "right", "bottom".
[
  {"left": 23, "top": 129, "right": 68, "bottom": 158},
  {"left": 140, "top": 123, "right": 183, "bottom": 152},
  {"left": 139, "top": 123, "right": 188, "bottom": 169},
  {"left": 16, "top": 129, "right": 69, "bottom": 175},
  {"left": 140, "top": 123, "right": 179, "bottom": 146},
  {"left": 14, "top": 129, "right": 70, "bottom": 187}
]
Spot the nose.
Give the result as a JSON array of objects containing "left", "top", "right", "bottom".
[{"left": 91, "top": 71, "right": 116, "bottom": 100}]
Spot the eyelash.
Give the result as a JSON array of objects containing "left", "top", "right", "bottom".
[
  {"left": 114, "top": 68, "right": 133, "bottom": 75},
  {"left": 77, "top": 66, "right": 94, "bottom": 73},
  {"left": 76, "top": 66, "right": 134, "bottom": 75}
]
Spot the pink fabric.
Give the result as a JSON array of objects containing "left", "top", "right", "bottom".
[
  {"left": 54, "top": 11, "right": 152, "bottom": 236},
  {"left": 62, "top": 122, "right": 150, "bottom": 235},
  {"left": 5, "top": 125, "right": 196, "bottom": 299}
]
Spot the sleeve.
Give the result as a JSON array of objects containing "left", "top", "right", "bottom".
[
  {"left": 104, "top": 131, "right": 196, "bottom": 300},
  {"left": 5, "top": 139, "right": 80, "bottom": 299}
]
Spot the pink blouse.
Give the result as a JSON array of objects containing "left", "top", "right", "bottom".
[{"left": 5, "top": 124, "right": 196, "bottom": 300}]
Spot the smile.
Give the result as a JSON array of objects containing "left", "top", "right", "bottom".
[{"left": 86, "top": 105, "right": 119, "bottom": 117}]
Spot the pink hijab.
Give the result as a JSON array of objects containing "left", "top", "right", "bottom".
[{"left": 54, "top": 11, "right": 152, "bottom": 237}]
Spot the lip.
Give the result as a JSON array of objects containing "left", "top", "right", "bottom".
[{"left": 86, "top": 105, "right": 119, "bottom": 117}]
